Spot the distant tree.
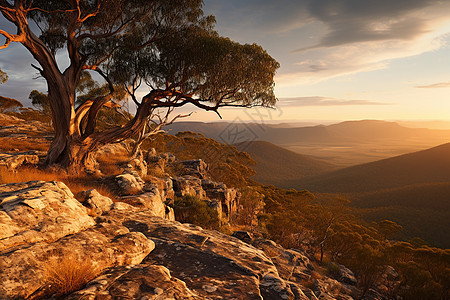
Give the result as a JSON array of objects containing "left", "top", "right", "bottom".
[
  {"left": 0, "top": 68, "right": 6, "bottom": 84},
  {"left": 0, "top": 1, "right": 278, "bottom": 173},
  {"left": 29, "top": 90, "right": 51, "bottom": 114},
  {"left": 377, "top": 220, "right": 402, "bottom": 240}
]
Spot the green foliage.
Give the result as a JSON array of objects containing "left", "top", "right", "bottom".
[
  {"left": 29, "top": 90, "right": 51, "bottom": 114},
  {"left": 174, "top": 195, "right": 220, "bottom": 230}
]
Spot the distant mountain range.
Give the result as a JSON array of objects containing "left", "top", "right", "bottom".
[
  {"left": 235, "top": 141, "right": 337, "bottom": 188},
  {"left": 167, "top": 120, "right": 450, "bottom": 166},
  {"left": 167, "top": 119, "right": 450, "bottom": 145}
]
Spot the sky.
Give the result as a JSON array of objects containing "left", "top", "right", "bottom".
[{"left": 1, "top": 0, "right": 450, "bottom": 124}]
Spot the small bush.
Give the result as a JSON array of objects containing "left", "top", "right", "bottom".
[{"left": 174, "top": 195, "right": 220, "bottom": 230}]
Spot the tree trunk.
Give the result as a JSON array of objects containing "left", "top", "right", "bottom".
[{"left": 43, "top": 73, "right": 77, "bottom": 168}]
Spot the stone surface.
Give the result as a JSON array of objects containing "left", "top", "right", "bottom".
[
  {"left": 0, "top": 223, "right": 154, "bottom": 299},
  {"left": 0, "top": 151, "right": 40, "bottom": 169},
  {"left": 180, "top": 159, "right": 209, "bottom": 179},
  {"left": 115, "top": 170, "right": 145, "bottom": 195},
  {"left": 172, "top": 176, "right": 206, "bottom": 199},
  {"left": 66, "top": 264, "right": 197, "bottom": 300},
  {"left": 0, "top": 181, "right": 95, "bottom": 251},
  {"left": 101, "top": 209, "right": 307, "bottom": 299},
  {"left": 0, "top": 181, "right": 154, "bottom": 299},
  {"left": 80, "top": 188, "right": 114, "bottom": 217}
]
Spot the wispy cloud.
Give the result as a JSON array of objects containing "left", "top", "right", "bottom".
[
  {"left": 416, "top": 82, "right": 450, "bottom": 88},
  {"left": 278, "top": 96, "right": 387, "bottom": 107}
]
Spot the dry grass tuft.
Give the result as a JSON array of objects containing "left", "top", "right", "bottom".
[
  {"left": 0, "top": 166, "right": 118, "bottom": 201},
  {"left": 96, "top": 152, "right": 130, "bottom": 176},
  {"left": 0, "top": 137, "right": 50, "bottom": 152},
  {"left": 43, "top": 254, "right": 99, "bottom": 298}
]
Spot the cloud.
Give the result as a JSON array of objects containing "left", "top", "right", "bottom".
[
  {"left": 295, "top": 0, "right": 448, "bottom": 52},
  {"left": 416, "top": 82, "right": 450, "bottom": 88},
  {"left": 278, "top": 96, "right": 387, "bottom": 107}
]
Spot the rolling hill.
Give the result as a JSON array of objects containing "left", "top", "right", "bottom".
[
  {"left": 235, "top": 141, "right": 337, "bottom": 188},
  {"left": 295, "top": 143, "right": 450, "bottom": 193}
]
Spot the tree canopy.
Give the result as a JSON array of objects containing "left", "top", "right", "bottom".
[
  {"left": 0, "top": 0, "right": 279, "bottom": 171},
  {"left": 0, "top": 68, "right": 6, "bottom": 84}
]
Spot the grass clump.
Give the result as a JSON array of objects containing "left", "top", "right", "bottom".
[
  {"left": 41, "top": 254, "right": 99, "bottom": 299},
  {"left": 0, "top": 166, "right": 118, "bottom": 201}
]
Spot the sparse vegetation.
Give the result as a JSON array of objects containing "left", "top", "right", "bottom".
[
  {"left": 41, "top": 254, "right": 99, "bottom": 299},
  {"left": 0, "top": 166, "right": 117, "bottom": 201},
  {"left": 174, "top": 195, "right": 221, "bottom": 230}
]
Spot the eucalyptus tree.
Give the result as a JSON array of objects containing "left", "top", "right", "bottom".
[{"left": 0, "top": 0, "right": 279, "bottom": 172}]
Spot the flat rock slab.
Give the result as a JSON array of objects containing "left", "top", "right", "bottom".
[
  {"left": 0, "top": 222, "right": 154, "bottom": 299},
  {"left": 0, "top": 181, "right": 95, "bottom": 251},
  {"left": 66, "top": 264, "right": 197, "bottom": 300},
  {"left": 101, "top": 210, "right": 299, "bottom": 299}
]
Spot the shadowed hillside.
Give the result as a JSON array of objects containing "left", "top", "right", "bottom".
[
  {"left": 296, "top": 143, "right": 450, "bottom": 193},
  {"left": 235, "top": 141, "right": 337, "bottom": 188}
]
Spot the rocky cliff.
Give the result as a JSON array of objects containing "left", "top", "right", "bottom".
[{"left": 0, "top": 177, "right": 362, "bottom": 300}]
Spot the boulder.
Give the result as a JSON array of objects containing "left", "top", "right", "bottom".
[
  {"left": 115, "top": 170, "right": 145, "bottom": 195},
  {"left": 0, "top": 151, "right": 40, "bottom": 169},
  {"left": 0, "top": 180, "right": 154, "bottom": 299},
  {"left": 79, "top": 189, "right": 114, "bottom": 217},
  {"left": 121, "top": 191, "right": 165, "bottom": 217},
  {"left": 0, "top": 180, "right": 95, "bottom": 251},
  {"left": 96, "top": 143, "right": 128, "bottom": 157},
  {"left": 334, "top": 263, "right": 357, "bottom": 286}
]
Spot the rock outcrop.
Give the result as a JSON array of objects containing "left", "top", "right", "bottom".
[
  {"left": 0, "top": 180, "right": 360, "bottom": 300},
  {"left": 0, "top": 151, "right": 41, "bottom": 169}
]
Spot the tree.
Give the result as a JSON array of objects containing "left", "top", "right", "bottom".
[
  {"left": 0, "top": 68, "right": 7, "bottom": 83},
  {"left": 0, "top": 0, "right": 279, "bottom": 172}
]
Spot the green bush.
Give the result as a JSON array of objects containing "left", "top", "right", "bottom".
[{"left": 174, "top": 195, "right": 220, "bottom": 230}]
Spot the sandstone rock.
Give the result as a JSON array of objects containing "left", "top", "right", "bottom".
[
  {"left": 313, "top": 277, "right": 342, "bottom": 299},
  {"left": 96, "top": 143, "right": 128, "bottom": 157},
  {"left": 66, "top": 264, "right": 197, "bottom": 300},
  {"left": 121, "top": 191, "right": 165, "bottom": 217},
  {"left": 127, "top": 150, "right": 148, "bottom": 177},
  {"left": 232, "top": 230, "right": 254, "bottom": 244},
  {"left": 172, "top": 176, "right": 206, "bottom": 199},
  {"left": 180, "top": 159, "right": 208, "bottom": 178},
  {"left": 100, "top": 210, "right": 307, "bottom": 299},
  {"left": 80, "top": 189, "right": 114, "bottom": 217},
  {"left": 0, "top": 223, "right": 154, "bottom": 299},
  {"left": 0, "top": 151, "right": 40, "bottom": 169},
  {"left": 0, "top": 181, "right": 154, "bottom": 299},
  {"left": 252, "top": 239, "right": 313, "bottom": 282},
  {"left": 115, "top": 170, "right": 145, "bottom": 195},
  {"left": 0, "top": 181, "right": 95, "bottom": 251},
  {"left": 334, "top": 263, "right": 357, "bottom": 286}
]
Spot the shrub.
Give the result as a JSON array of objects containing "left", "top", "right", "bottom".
[{"left": 174, "top": 195, "right": 220, "bottom": 230}]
